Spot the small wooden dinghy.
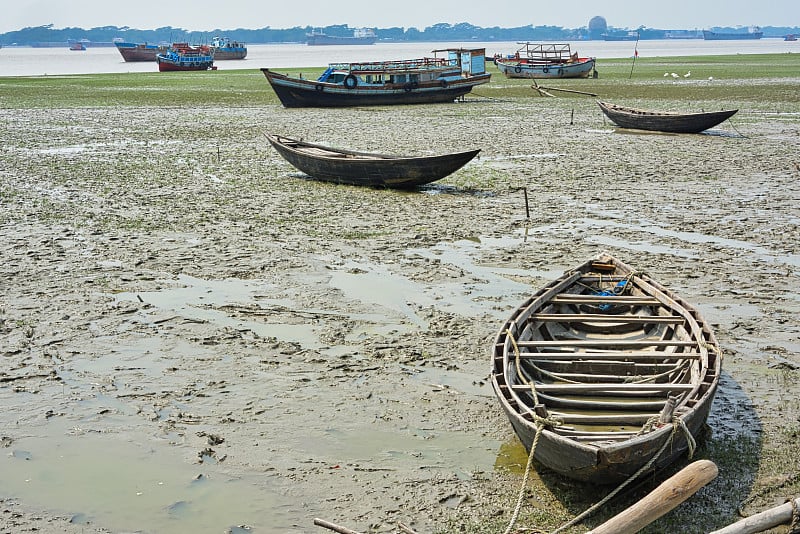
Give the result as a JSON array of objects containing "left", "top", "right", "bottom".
[
  {"left": 266, "top": 134, "right": 479, "bottom": 188},
  {"left": 597, "top": 100, "right": 738, "bottom": 133},
  {"left": 491, "top": 253, "right": 721, "bottom": 484}
]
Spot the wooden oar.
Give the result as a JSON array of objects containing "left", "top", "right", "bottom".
[
  {"left": 708, "top": 497, "right": 800, "bottom": 534},
  {"left": 587, "top": 459, "right": 718, "bottom": 534}
]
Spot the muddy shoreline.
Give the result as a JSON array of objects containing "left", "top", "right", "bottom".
[{"left": 2, "top": 86, "right": 800, "bottom": 534}]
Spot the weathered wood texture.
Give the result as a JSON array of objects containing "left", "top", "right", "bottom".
[{"left": 587, "top": 460, "right": 719, "bottom": 534}]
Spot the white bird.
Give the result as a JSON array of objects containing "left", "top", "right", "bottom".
[
  {"left": 684, "top": 71, "right": 691, "bottom": 78},
  {"left": 671, "top": 72, "right": 679, "bottom": 78},
  {"left": 708, "top": 76, "right": 714, "bottom": 81},
  {"left": 664, "top": 72, "right": 669, "bottom": 77}
]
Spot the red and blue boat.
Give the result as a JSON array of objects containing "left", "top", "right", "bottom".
[{"left": 156, "top": 43, "right": 214, "bottom": 72}]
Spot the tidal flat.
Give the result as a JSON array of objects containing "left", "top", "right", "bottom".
[{"left": 1, "top": 54, "right": 799, "bottom": 533}]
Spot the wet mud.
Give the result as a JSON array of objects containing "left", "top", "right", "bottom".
[{"left": 1, "top": 91, "right": 799, "bottom": 533}]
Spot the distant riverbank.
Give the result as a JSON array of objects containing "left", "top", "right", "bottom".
[{"left": 1, "top": 39, "right": 798, "bottom": 77}]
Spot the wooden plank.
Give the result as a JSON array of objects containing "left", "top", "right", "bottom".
[
  {"left": 530, "top": 313, "right": 684, "bottom": 324},
  {"left": 518, "top": 340, "right": 697, "bottom": 348},
  {"left": 551, "top": 295, "right": 662, "bottom": 305},
  {"left": 588, "top": 460, "right": 718, "bottom": 534},
  {"left": 552, "top": 413, "right": 658, "bottom": 424},
  {"left": 516, "top": 351, "right": 701, "bottom": 360},
  {"left": 511, "top": 383, "right": 695, "bottom": 393}
]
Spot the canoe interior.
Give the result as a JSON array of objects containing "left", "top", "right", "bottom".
[{"left": 491, "top": 253, "right": 721, "bottom": 483}]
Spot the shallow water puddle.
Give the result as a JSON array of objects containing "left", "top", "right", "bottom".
[
  {"left": 0, "top": 424, "right": 295, "bottom": 532},
  {"left": 327, "top": 262, "right": 429, "bottom": 328},
  {"left": 579, "top": 217, "right": 800, "bottom": 267},
  {"left": 115, "top": 274, "right": 322, "bottom": 347},
  {"left": 327, "top": 239, "right": 537, "bottom": 328}
]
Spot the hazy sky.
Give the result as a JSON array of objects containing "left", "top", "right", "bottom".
[{"left": 1, "top": 0, "right": 795, "bottom": 34}]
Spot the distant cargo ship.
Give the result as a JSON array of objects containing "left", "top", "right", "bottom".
[
  {"left": 306, "top": 28, "right": 376, "bottom": 46},
  {"left": 703, "top": 28, "right": 763, "bottom": 40},
  {"left": 210, "top": 36, "right": 247, "bottom": 60},
  {"left": 114, "top": 40, "right": 169, "bottom": 61}
]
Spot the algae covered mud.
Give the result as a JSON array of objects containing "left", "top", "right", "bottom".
[{"left": 1, "top": 55, "right": 799, "bottom": 533}]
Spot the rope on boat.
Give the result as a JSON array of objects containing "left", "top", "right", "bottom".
[
  {"left": 550, "top": 418, "right": 694, "bottom": 534},
  {"left": 504, "top": 327, "right": 698, "bottom": 533},
  {"left": 503, "top": 329, "right": 563, "bottom": 534}
]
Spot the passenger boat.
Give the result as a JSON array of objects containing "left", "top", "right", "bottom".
[
  {"left": 156, "top": 43, "right": 214, "bottom": 72},
  {"left": 597, "top": 101, "right": 738, "bottom": 134},
  {"left": 210, "top": 36, "right": 247, "bottom": 60},
  {"left": 490, "top": 252, "right": 721, "bottom": 484},
  {"left": 260, "top": 48, "right": 490, "bottom": 108},
  {"left": 495, "top": 43, "right": 596, "bottom": 79},
  {"left": 69, "top": 41, "right": 86, "bottom": 51},
  {"left": 265, "top": 134, "right": 479, "bottom": 188},
  {"left": 114, "top": 40, "right": 168, "bottom": 62},
  {"left": 306, "top": 28, "right": 376, "bottom": 46}
]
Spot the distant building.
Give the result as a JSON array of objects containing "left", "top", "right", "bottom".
[{"left": 588, "top": 16, "right": 608, "bottom": 39}]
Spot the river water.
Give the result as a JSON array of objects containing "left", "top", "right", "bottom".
[{"left": 0, "top": 38, "right": 797, "bottom": 76}]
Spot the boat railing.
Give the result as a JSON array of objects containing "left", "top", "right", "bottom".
[
  {"left": 327, "top": 57, "right": 454, "bottom": 73},
  {"left": 513, "top": 42, "right": 575, "bottom": 62}
]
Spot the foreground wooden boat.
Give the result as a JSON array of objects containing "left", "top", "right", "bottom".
[
  {"left": 597, "top": 101, "right": 738, "bottom": 134},
  {"left": 495, "top": 43, "right": 596, "bottom": 79},
  {"left": 266, "top": 134, "right": 479, "bottom": 188},
  {"left": 261, "top": 48, "right": 490, "bottom": 108},
  {"left": 491, "top": 253, "right": 721, "bottom": 484}
]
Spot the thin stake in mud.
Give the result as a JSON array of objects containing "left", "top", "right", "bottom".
[{"left": 522, "top": 187, "right": 530, "bottom": 219}]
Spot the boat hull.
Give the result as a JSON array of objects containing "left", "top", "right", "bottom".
[
  {"left": 490, "top": 253, "right": 721, "bottom": 484},
  {"left": 307, "top": 35, "right": 376, "bottom": 45},
  {"left": 703, "top": 30, "right": 763, "bottom": 40},
  {"left": 115, "top": 42, "right": 166, "bottom": 62},
  {"left": 261, "top": 69, "right": 490, "bottom": 108},
  {"left": 157, "top": 59, "right": 214, "bottom": 71},
  {"left": 266, "top": 134, "right": 479, "bottom": 188},
  {"left": 213, "top": 47, "right": 247, "bottom": 60},
  {"left": 598, "top": 101, "right": 738, "bottom": 133},
  {"left": 496, "top": 57, "right": 595, "bottom": 79}
]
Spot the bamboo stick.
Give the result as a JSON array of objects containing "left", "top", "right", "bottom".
[
  {"left": 708, "top": 497, "right": 800, "bottom": 534},
  {"left": 587, "top": 459, "right": 718, "bottom": 534},
  {"left": 313, "top": 518, "right": 364, "bottom": 534},
  {"left": 538, "top": 85, "right": 599, "bottom": 97}
]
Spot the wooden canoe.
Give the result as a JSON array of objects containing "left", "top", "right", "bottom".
[
  {"left": 490, "top": 252, "right": 721, "bottom": 484},
  {"left": 265, "top": 134, "right": 479, "bottom": 188},
  {"left": 597, "top": 100, "right": 738, "bottom": 134}
]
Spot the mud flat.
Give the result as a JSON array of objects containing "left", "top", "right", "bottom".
[{"left": 1, "top": 66, "right": 799, "bottom": 533}]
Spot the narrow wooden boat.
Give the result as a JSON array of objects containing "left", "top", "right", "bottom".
[
  {"left": 597, "top": 101, "right": 738, "bottom": 134},
  {"left": 260, "top": 48, "right": 490, "bottom": 108},
  {"left": 490, "top": 252, "right": 721, "bottom": 484},
  {"left": 266, "top": 134, "right": 479, "bottom": 188}
]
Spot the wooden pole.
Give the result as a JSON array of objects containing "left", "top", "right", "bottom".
[
  {"left": 629, "top": 31, "right": 640, "bottom": 79},
  {"left": 538, "top": 86, "right": 598, "bottom": 97},
  {"left": 313, "top": 518, "right": 365, "bottom": 534},
  {"left": 587, "top": 460, "right": 718, "bottom": 534},
  {"left": 522, "top": 187, "right": 530, "bottom": 219},
  {"left": 708, "top": 497, "right": 800, "bottom": 534}
]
